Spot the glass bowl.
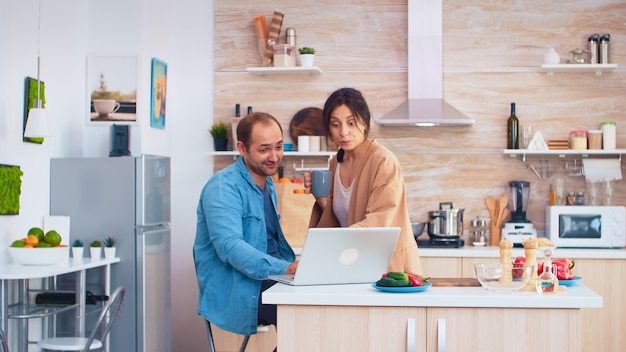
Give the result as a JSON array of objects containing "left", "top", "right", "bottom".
[
  {"left": 474, "top": 263, "right": 535, "bottom": 291},
  {"left": 8, "top": 246, "right": 69, "bottom": 265}
]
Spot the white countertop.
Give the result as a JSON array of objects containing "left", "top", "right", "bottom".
[
  {"left": 293, "top": 245, "right": 626, "bottom": 259},
  {"left": 0, "top": 257, "right": 121, "bottom": 279},
  {"left": 263, "top": 282, "right": 602, "bottom": 309},
  {"left": 417, "top": 245, "right": 626, "bottom": 259}
]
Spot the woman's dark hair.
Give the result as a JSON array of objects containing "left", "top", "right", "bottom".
[
  {"left": 322, "top": 87, "right": 371, "bottom": 162},
  {"left": 236, "top": 112, "right": 283, "bottom": 149}
]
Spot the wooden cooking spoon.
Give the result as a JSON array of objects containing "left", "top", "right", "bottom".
[{"left": 496, "top": 193, "right": 510, "bottom": 227}]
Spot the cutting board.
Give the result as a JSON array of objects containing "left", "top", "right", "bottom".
[{"left": 429, "top": 278, "right": 481, "bottom": 287}]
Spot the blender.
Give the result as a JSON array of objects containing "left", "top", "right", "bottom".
[{"left": 502, "top": 180, "right": 537, "bottom": 247}]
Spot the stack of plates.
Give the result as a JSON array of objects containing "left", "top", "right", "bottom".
[{"left": 548, "top": 139, "right": 569, "bottom": 150}]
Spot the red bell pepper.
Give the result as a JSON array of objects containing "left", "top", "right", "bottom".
[
  {"left": 537, "top": 257, "right": 575, "bottom": 280},
  {"left": 407, "top": 273, "right": 430, "bottom": 287}
]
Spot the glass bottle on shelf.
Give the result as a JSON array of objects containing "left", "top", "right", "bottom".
[
  {"left": 507, "top": 102, "right": 519, "bottom": 149},
  {"left": 535, "top": 247, "right": 558, "bottom": 294}
]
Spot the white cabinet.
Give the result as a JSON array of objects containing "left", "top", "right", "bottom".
[
  {"left": 276, "top": 304, "right": 579, "bottom": 352},
  {"left": 427, "top": 307, "right": 579, "bottom": 352}
]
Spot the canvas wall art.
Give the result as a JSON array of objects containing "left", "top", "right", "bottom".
[
  {"left": 150, "top": 58, "right": 167, "bottom": 129},
  {"left": 87, "top": 55, "right": 138, "bottom": 123}
]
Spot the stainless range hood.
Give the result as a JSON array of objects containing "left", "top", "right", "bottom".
[{"left": 376, "top": 0, "right": 474, "bottom": 127}]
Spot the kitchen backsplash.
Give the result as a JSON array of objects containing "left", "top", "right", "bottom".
[{"left": 213, "top": 0, "right": 626, "bottom": 233}]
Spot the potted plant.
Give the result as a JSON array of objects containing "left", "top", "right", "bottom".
[
  {"left": 71, "top": 239, "right": 84, "bottom": 259},
  {"left": 298, "top": 47, "right": 316, "bottom": 67},
  {"left": 103, "top": 236, "right": 117, "bottom": 259},
  {"left": 90, "top": 240, "right": 102, "bottom": 259},
  {"left": 210, "top": 122, "right": 229, "bottom": 151}
]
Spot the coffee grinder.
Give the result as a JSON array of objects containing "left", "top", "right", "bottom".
[{"left": 502, "top": 180, "right": 537, "bottom": 247}]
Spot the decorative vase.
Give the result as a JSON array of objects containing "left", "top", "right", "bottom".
[
  {"left": 213, "top": 138, "right": 228, "bottom": 151},
  {"left": 72, "top": 247, "right": 84, "bottom": 259},
  {"left": 544, "top": 48, "right": 561, "bottom": 65},
  {"left": 104, "top": 247, "right": 117, "bottom": 259},
  {"left": 299, "top": 54, "right": 315, "bottom": 67},
  {"left": 90, "top": 247, "right": 102, "bottom": 259}
]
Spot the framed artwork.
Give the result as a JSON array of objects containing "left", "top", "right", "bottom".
[
  {"left": 150, "top": 58, "right": 167, "bottom": 129},
  {"left": 23, "top": 76, "right": 45, "bottom": 144},
  {"left": 87, "top": 55, "right": 138, "bottom": 124}
]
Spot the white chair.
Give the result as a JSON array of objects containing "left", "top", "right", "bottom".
[{"left": 38, "top": 286, "right": 125, "bottom": 352}]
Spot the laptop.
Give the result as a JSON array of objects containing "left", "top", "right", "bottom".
[{"left": 269, "top": 227, "right": 400, "bottom": 286}]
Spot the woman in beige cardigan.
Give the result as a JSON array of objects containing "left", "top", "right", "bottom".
[{"left": 304, "top": 87, "right": 422, "bottom": 275}]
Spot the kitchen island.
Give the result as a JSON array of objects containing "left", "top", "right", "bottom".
[
  {"left": 418, "top": 245, "right": 625, "bottom": 352},
  {"left": 263, "top": 282, "right": 602, "bottom": 352}
]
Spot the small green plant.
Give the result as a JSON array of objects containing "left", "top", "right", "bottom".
[
  {"left": 90, "top": 240, "right": 101, "bottom": 248},
  {"left": 72, "top": 239, "right": 84, "bottom": 247},
  {"left": 298, "top": 47, "right": 316, "bottom": 55},
  {"left": 104, "top": 236, "right": 117, "bottom": 248},
  {"left": 209, "top": 122, "right": 229, "bottom": 139}
]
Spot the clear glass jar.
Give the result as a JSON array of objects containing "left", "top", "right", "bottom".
[
  {"left": 536, "top": 248, "right": 559, "bottom": 294},
  {"left": 587, "top": 130, "right": 602, "bottom": 149},
  {"left": 569, "top": 130, "right": 587, "bottom": 150},
  {"left": 272, "top": 44, "right": 296, "bottom": 67},
  {"left": 470, "top": 216, "right": 487, "bottom": 246}
]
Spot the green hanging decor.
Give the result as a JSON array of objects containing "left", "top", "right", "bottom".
[{"left": 0, "top": 164, "right": 24, "bottom": 215}]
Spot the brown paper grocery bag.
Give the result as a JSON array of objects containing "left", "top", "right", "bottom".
[{"left": 275, "top": 183, "right": 315, "bottom": 248}]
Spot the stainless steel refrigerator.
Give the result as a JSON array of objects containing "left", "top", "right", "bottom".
[{"left": 50, "top": 155, "right": 171, "bottom": 352}]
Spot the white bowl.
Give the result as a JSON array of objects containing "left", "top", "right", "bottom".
[
  {"left": 8, "top": 246, "right": 69, "bottom": 265},
  {"left": 474, "top": 263, "right": 535, "bottom": 291}
]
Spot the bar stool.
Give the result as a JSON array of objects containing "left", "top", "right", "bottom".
[
  {"left": 1, "top": 326, "right": 9, "bottom": 352},
  {"left": 205, "top": 320, "right": 250, "bottom": 352}
]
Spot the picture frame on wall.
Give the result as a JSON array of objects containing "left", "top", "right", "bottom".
[
  {"left": 150, "top": 58, "right": 167, "bottom": 129},
  {"left": 87, "top": 55, "right": 138, "bottom": 124}
]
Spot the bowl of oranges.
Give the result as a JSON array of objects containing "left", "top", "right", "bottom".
[{"left": 8, "top": 227, "right": 68, "bottom": 265}]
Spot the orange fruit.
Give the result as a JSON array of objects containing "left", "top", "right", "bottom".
[
  {"left": 28, "top": 227, "right": 45, "bottom": 242},
  {"left": 24, "top": 235, "right": 39, "bottom": 247},
  {"left": 293, "top": 189, "right": 305, "bottom": 194},
  {"left": 278, "top": 177, "right": 292, "bottom": 184}
]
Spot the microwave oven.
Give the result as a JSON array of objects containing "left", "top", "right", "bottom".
[{"left": 545, "top": 206, "right": 626, "bottom": 248}]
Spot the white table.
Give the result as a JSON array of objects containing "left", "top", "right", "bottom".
[{"left": 0, "top": 257, "right": 120, "bottom": 352}]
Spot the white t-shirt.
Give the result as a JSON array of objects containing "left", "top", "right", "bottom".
[{"left": 332, "top": 163, "right": 353, "bottom": 227}]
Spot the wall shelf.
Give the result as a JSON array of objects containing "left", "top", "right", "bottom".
[
  {"left": 503, "top": 149, "right": 625, "bottom": 179},
  {"left": 208, "top": 151, "right": 334, "bottom": 157},
  {"left": 540, "top": 63, "right": 618, "bottom": 75},
  {"left": 208, "top": 151, "right": 335, "bottom": 172},
  {"left": 504, "top": 149, "right": 626, "bottom": 160},
  {"left": 245, "top": 66, "right": 322, "bottom": 75}
]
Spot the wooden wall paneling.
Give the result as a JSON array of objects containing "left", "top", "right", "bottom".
[{"left": 214, "top": 0, "right": 626, "bottom": 236}]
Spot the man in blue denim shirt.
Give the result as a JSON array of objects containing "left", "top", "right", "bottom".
[{"left": 194, "top": 112, "right": 298, "bottom": 340}]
